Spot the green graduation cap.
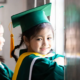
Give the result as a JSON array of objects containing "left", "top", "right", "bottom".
[{"left": 11, "top": 3, "right": 52, "bottom": 32}]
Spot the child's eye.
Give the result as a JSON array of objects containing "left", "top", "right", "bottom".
[
  {"left": 36, "top": 38, "right": 42, "bottom": 41},
  {"left": 47, "top": 37, "right": 52, "bottom": 40}
]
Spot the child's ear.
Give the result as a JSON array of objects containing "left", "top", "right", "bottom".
[{"left": 23, "top": 36, "right": 29, "bottom": 46}]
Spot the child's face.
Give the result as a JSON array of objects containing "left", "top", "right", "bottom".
[
  {"left": 0, "top": 25, "right": 5, "bottom": 51},
  {"left": 27, "top": 27, "right": 54, "bottom": 55}
]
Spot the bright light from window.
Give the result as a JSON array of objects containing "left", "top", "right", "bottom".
[{"left": 50, "top": 0, "right": 64, "bottom": 55}]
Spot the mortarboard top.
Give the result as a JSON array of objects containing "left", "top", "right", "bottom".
[{"left": 11, "top": 3, "right": 52, "bottom": 32}]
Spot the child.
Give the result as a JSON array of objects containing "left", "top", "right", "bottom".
[
  {"left": 0, "top": 23, "right": 13, "bottom": 79},
  {"left": 11, "top": 3, "right": 64, "bottom": 80}
]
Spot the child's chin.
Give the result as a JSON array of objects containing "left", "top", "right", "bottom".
[{"left": 40, "top": 52, "right": 48, "bottom": 55}]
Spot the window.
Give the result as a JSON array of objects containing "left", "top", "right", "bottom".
[{"left": 50, "top": 0, "right": 64, "bottom": 54}]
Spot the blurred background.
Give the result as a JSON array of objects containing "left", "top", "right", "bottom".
[
  {"left": 65, "top": 0, "right": 80, "bottom": 80},
  {"left": 0, "top": 0, "right": 27, "bottom": 71},
  {"left": 0, "top": 0, "right": 80, "bottom": 80}
]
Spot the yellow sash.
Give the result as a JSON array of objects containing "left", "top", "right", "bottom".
[{"left": 12, "top": 52, "right": 54, "bottom": 80}]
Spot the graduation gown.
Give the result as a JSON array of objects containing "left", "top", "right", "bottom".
[
  {"left": 0, "top": 62, "right": 13, "bottom": 80},
  {"left": 12, "top": 51, "right": 64, "bottom": 80}
]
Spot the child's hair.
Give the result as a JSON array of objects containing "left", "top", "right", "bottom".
[{"left": 12, "top": 22, "right": 54, "bottom": 62}]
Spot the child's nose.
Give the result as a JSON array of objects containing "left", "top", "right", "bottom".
[{"left": 42, "top": 39, "right": 48, "bottom": 46}]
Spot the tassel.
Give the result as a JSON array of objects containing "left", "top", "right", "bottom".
[
  {"left": 10, "top": 34, "right": 15, "bottom": 58},
  {"left": 8, "top": 22, "right": 15, "bottom": 58}
]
